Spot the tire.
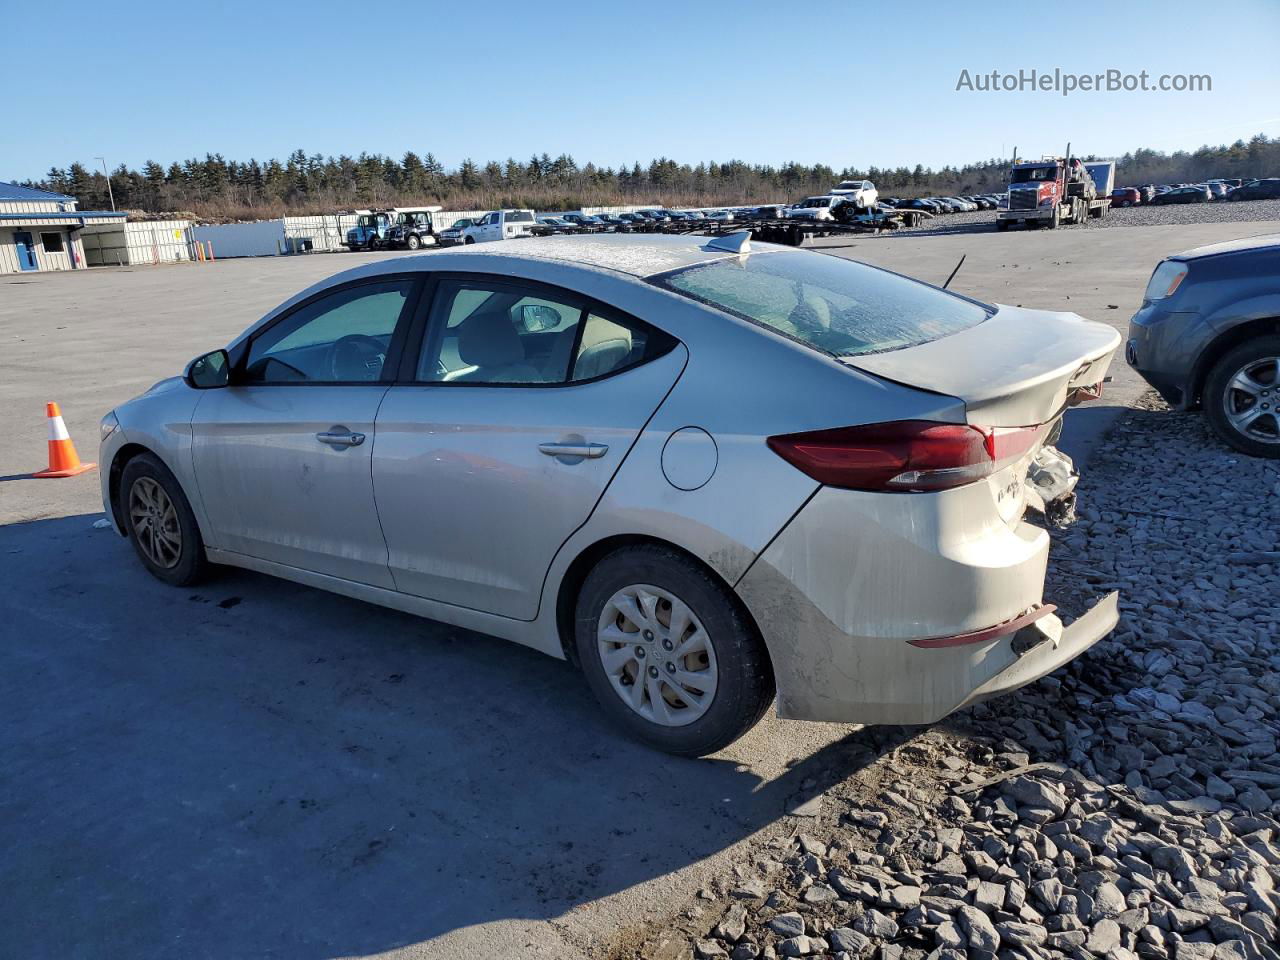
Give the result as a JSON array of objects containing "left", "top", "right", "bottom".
[
  {"left": 1203, "top": 335, "right": 1280, "bottom": 459},
  {"left": 574, "top": 545, "right": 775, "bottom": 756},
  {"left": 463, "top": 236, "right": 475, "bottom": 245},
  {"left": 367, "top": 237, "right": 381, "bottom": 251},
  {"left": 406, "top": 234, "right": 421, "bottom": 250},
  {"left": 1048, "top": 206, "right": 1060, "bottom": 229},
  {"left": 118, "top": 452, "right": 209, "bottom": 586},
  {"left": 995, "top": 218, "right": 1009, "bottom": 231}
]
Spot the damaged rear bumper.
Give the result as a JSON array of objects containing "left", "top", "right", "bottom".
[
  {"left": 734, "top": 479, "right": 1121, "bottom": 725},
  {"left": 957, "top": 591, "right": 1119, "bottom": 711}
]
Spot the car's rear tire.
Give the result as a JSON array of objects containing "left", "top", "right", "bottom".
[
  {"left": 119, "top": 452, "right": 209, "bottom": 586},
  {"left": 574, "top": 545, "right": 775, "bottom": 756},
  {"left": 1204, "top": 335, "right": 1280, "bottom": 459}
]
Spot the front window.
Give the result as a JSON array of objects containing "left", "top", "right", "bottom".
[
  {"left": 244, "top": 280, "right": 415, "bottom": 384},
  {"left": 1011, "top": 166, "right": 1059, "bottom": 183},
  {"left": 358, "top": 215, "right": 375, "bottom": 227},
  {"left": 653, "top": 252, "right": 991, "bottom": 358}
]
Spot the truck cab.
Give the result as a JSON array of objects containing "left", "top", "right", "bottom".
[
  {"left": 460, "top": 209, "right": 537, "bottom": 244},
  {"left": 384, "top": 206, "right": 443, "bottom": 250},
  {"left": 345, "top": 211, "right": 393, "bottom": 251}
]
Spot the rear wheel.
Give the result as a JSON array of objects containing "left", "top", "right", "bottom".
[
  {"left": 119, "top": 452, "right": 209, "bottom": 586},
  {"left": 575, "top": 545, "right": 775, "bottom": 756},
  {"left": 1204, "top": 336, "right": 1280, "bottom": 459}
]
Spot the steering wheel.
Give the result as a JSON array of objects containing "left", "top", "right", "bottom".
[{"left": 330, "top": 334, "right": 386, "bottom": 382}]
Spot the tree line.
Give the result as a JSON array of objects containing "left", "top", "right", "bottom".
[{"left": 24, "top": 135, "right": 1278, "bottom": 220}]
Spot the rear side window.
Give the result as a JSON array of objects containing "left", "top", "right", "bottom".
[{"left": 653, "top": 251, "right": 990, "bottom": 358}]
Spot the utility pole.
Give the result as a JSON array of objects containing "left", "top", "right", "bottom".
[{"left": 94, "top": 156, "right": 116, "bottom": 212}]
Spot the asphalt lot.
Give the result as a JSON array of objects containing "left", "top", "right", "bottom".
[{"left": 2, "top": 217, "right": 1277, "bottom": 959}]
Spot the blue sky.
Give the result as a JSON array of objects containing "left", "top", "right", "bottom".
[{"left": 4, "top": 0, "right": 1278, "bottom": 181}]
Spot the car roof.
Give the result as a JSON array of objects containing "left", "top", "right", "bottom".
[
  {"left": 1172, "top": 233, "right": 1280, "bottom": 260},
  {"left": 408, "top": 233, "right": 746, "bottom": 278}
]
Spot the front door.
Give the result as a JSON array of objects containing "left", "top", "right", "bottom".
[
  {"left": 373, "top": 275, "right": 684, "bottom": 619},
  {"left": 191, "top": 277, "right": 421, "bottom": 587},
  {"left": 14, "top": 232, "right": 37, "bottom": 271}
]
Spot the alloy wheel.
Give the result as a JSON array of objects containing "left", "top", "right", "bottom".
[
  {"left": 1223, "top": 356, "right": 1280, "bottom": 444},
  {"left": 128, "top": 476, "right": 182, "bottom": 568},
  {"left": 597, "top": 584, "right": 718, "bottom": 727}
]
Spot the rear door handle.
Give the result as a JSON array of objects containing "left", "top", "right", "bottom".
[
  {"left": 316, "top": 429, "right": 366, "bottom": 448},
  {"left": 538, "top": 442, "right": 608, "bottom": 460}
]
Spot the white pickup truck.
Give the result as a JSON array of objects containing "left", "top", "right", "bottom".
[{"left": 461, "top": 209, "right": 537, "bottom": 244}]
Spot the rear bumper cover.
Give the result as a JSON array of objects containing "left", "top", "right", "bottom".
[{"left": 735, "top": 484, "right": 1120, "bottom": 724}]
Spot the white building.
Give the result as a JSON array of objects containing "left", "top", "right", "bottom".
[{"left": 0, "top": 181, "right": 126, "bottom": 275}]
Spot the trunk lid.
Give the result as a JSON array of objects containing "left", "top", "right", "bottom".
[{"left": 845, "top": 304, "right": 1120, "bottom": 427}]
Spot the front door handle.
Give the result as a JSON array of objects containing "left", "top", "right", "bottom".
[
  {"left": 316, "top": 428, "right": 366, "bottom": 448},
  {"left": 538, "top": 441, "right": 608, "bottom": 461}
]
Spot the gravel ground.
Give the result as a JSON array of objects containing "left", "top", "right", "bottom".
[
  {"left": 882, "top": 200, "right": 1280, "bottom": 239},
  {"left": 616, "top": 396, "right": 1280, "bottom": 960}
]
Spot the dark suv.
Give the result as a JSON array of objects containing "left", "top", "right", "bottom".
[{"left": 1126, "top": 234, "right": 1280, "bottom": 457}]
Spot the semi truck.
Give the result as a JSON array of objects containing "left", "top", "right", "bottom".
[{"left": 996, "top": 147, "right": 1114, "bottom": 231}]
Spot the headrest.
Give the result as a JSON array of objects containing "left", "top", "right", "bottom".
[{"left": 457, "top": 308, "right": 523, "bottom": 368}]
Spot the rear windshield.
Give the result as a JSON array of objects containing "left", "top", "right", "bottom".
[{"left": 653, "top": 251, "right": 991, "bottom": 358}]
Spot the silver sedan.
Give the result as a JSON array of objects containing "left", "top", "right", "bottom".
[{"left": 100, "top": 233, "right": 1121, "bottom": 755}]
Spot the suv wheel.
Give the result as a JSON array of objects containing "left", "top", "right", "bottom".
[
  {"left": 575, "top": 546, "right": 775, "bottom": 756},
  {"left": 1204, "top": 335, "right": 1280, "bottom": 459},
  {"left": 119, "top": 452, "right": 209, "bottom": 585}
]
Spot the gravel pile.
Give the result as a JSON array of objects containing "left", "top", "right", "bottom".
[
  {"left": 625, "top": 396, "right": 1279, "bottom": 960},
  {"left": 881, "top": 199, "right": 1280, "bottom": 238}
]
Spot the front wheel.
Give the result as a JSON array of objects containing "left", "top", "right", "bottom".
[
  {"left": 406, "top": 234, "right": 421, "bottom": 250},
  {"left": 367, "top": 237, "right": 382, "bottom": 251},
  {"left": 1204, "top": 336, "right": 1280, "bottom": 459},
  {"left": 119, "top": 452, "right": 209, "bottom": 585},
  {"left": 575, "top": 546, "right": 775, "bottom": 756}
]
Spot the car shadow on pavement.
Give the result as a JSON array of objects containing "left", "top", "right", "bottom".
[{"left": 0, "top": 513, "right": 912, "bottom": 959}]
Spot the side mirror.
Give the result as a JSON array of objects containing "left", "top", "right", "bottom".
[
  {"left": 519, "top": 304, "right": 560, "bottom": 333},
  {"left": 184, "top": 349, "right": 230, "bottom": 389}
]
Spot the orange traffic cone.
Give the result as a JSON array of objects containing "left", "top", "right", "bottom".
[{"left": 33, "top": 402, "right": 96, "bottom": 478}]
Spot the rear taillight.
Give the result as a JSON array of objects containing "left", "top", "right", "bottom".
[{"left": 767, "top": 420, "right": 1046, "bottom": 493}]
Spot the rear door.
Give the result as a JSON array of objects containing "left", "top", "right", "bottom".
[
  {"left": 372, "top": 274, "right": 685, "bottom": 619},
  {"left": 191, "top": 276, "right": 422, "bottom": 587}
]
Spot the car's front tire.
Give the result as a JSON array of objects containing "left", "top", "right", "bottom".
[
  {"left": 574, "top": 545, "right": 775, "bottom": 756},
  {"left": 119, "top": 452, "right": 209, "bottom": 586},
  {"left": 1204, "top": 335, "right": 1280, "bottom": 459}
]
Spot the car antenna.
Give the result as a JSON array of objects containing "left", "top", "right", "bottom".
[
  {"left": 704, "top": 231, "right": 752, "bottom": 255},
  {"left": 943, "top": 254, "right": 966, "bottom": 290}
]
